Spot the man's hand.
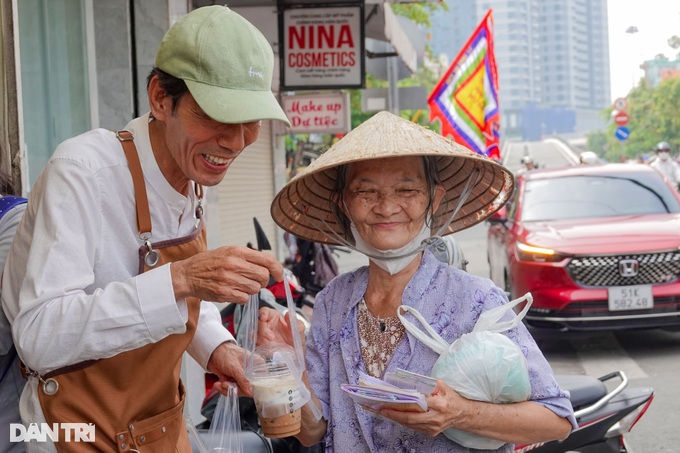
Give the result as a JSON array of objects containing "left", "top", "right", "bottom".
[
  {"left": 171, "top": 246, "right": 284, "bottom": 303},
  {"left": 207, "top": 341, "right": 252, "bottom": 397}
]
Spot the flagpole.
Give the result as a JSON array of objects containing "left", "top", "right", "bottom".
[{"left": 388, "top": 56, "right": 400, "bottom": 114}]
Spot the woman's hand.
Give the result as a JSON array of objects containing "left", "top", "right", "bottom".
[
  {"left": 382, "top": 379, "right": 573, "bottom": 444},
  {"left": 380, "top": 379, "right": 470, "bottom": 437},
  {"left": 257, "top": 307, "right": 305, "bottom": 348}
]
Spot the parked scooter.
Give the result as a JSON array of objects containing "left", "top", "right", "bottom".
[{"left": 515, "top": 371, "right": 653, "bottom": 452}]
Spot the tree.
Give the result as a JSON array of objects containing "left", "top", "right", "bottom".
[
  {"left": 586, "top": 130, "right": 609, "bottom": 157},
  {"left": 348, "top": 2, "right": 446, "bottom": 129},
  {"left": 593, "top": 78, "right": 680, "bottom": 162}
]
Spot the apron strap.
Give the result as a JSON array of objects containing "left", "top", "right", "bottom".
[{"left": 115, "top": 130, "right": 152, "bottom": 240}]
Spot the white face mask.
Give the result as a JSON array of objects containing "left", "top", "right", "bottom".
[
  {"left": 658, "top": 151, "right": 670, "bottom": 161},
  {"left": 350, "top": 221, "right": 431, "bottom": 275}
]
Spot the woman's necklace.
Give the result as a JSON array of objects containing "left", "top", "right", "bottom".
[
  {"left": 363, "top": 298, "right": 397, "bottom": 331},
  {"left": 357, "top": 298, "right": 407, "bottom": 378}
]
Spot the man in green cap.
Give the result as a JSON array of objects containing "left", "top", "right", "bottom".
[{"left": 2, "top": 6, "right": 289, "bottom": 451}]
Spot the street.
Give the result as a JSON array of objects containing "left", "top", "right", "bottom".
[
  {"left": 335, "top": 221, "right": 680, "bottom": 450},
  {"left": 502, "top": 139, "right": 581, "bottom": 173}
]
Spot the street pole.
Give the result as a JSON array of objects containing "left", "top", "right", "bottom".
[
  {"left": 625, "top": 25, "right": 639, "bottom": 92},
  {"left": 387, "top": 56, "right": 399, "bottom": 114}
]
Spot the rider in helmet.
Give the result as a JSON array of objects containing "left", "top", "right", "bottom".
[
  {"left": 579, "top": 151, "right": 599, "bottom": 165},
  {"left": 517, "top": 155, "right": 537, "bottom": 175},
  {"left": 650, "top": 141, "right": 680, "bottom": 190}
]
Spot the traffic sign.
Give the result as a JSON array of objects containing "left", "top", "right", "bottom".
[
  {"left": 615, "top": 126, "right": 630, "bottom": 141},
  {"left": 614, "top": 111, "right": 630, "bottom": 126},
  {"left": 613, "top": 97, "right": 628, "bottom": 111}
]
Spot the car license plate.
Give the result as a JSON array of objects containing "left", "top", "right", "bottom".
[{"left": 608, "top": 285, "right": 653, "bottom": 311}]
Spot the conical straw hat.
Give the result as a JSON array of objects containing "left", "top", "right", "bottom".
[{"left": 271, "top": 111, "right": 514, "bottom": 245}]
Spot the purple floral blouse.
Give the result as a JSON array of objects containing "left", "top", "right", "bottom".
[{"left": 305, "top": 250, "right": 577, "bottom": 453}]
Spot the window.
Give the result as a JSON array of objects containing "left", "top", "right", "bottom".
[{"left": 522, "top": 174, "right": 680, "bottom": 222}]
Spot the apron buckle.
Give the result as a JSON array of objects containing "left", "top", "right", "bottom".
[
  {"left": 25, "top": 367, "right": 60, "bottom": 395},
  {"left": 143, "top": 240, "right": 160, "bottom": 268},
  {"left": 42, "top": 378, "right": 59, "bottom": 395}
]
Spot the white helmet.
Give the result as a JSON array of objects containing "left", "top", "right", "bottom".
[
  {"left": 579, "top": 151, "right": 599, "bottom": 165},
  {"left": 656, "top": 141, "right": 671, "bottom": 152}
]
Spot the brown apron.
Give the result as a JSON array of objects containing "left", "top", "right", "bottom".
[{"left": 29, "top": 130, "right": 206, "bottom": 452}]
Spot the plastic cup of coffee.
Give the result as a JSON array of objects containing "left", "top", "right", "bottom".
[{"left": 250, "top": 360, "right": 302, "bottom": 438}]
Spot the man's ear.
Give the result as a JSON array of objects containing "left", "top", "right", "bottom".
[{"left": 148, "top": 76, "right": 171, "bottom": 122}]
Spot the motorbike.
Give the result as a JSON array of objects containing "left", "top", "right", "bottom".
[{"left": 515, "top": 371, "right": 653, "bottom": 452}]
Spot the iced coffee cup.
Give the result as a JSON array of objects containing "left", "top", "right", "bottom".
[{"left": 251, "top": 361, "right": 302, "bottom": 438}]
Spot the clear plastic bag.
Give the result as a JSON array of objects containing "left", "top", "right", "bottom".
[
  {"left": 398, "top": 293, "right": 533, "bottom": 450},
  {"left": 204, "top": 382, "right": 243, "bottom": 453},
  {"left": 239, "top": 275, "right": 321, "bottom": 437}
]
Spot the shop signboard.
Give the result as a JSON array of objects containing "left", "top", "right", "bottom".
[
  {"left": 281, "top": 92, "right": 351, "bottom": 134},
  {"left": 279, "top": 4, "right": 365, "bottom": 90}
]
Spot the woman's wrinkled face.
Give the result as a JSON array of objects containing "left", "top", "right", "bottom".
[{"left": 343, "top": 156, "right": 444, "bottom": 250}]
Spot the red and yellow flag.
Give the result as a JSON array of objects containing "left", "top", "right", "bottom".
[{"left": 428, "top": 10, "right": 500, "bottom": 159}]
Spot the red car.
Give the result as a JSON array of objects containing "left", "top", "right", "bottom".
[{"left": 487, "top": 163, "right": 680, "bottom": 332}]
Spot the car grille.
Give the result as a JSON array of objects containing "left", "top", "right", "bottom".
[
  {"left": 525, "top": 295, "right": 680, "bottom": 331},
  {"left": 567, "top": 251, "right": 680, "bottom": 287}
]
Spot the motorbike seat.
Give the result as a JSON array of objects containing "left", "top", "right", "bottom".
[{"left": 554, "top": 374, "right": 607, "bottom": 410}]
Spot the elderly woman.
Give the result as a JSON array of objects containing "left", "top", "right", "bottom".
[{"left": 260, "top": 111, "right": 576, "bottom": 452}]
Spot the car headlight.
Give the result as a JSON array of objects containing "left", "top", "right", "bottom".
[{"left": 516, "top": 242, "right": 567, "bottom": 263}]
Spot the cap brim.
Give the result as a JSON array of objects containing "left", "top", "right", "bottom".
[{"left": 186, "top": 80, "right": 291, "bottom": 126}]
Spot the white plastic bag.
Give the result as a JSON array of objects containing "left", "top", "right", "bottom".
[{"left": 397, "top": 293, "right": 533, "bottom": 450}]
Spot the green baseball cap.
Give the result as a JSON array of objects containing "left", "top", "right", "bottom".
[{"left": 155, "top": 6, "right": 290, "bottom": 126}]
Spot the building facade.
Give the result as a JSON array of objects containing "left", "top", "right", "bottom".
[{"left": 641, "top": 55, "right": 680, "bottom": 87}]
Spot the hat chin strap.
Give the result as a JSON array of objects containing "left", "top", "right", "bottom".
[{"left": 301, "top": 168, "right": 482, "bottom": 261}]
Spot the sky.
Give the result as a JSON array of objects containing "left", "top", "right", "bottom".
[{"left": 607, "top": 0, "right": 680, "bottom": 101}]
